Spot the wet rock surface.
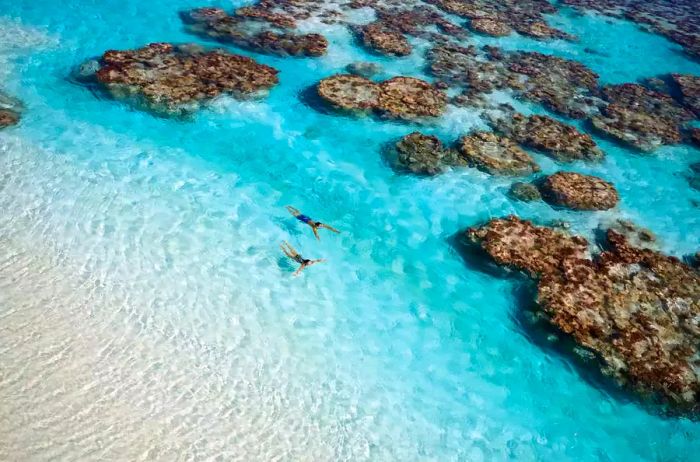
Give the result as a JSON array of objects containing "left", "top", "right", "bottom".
[
  {"left": 539, "top": 171, "right": 619, "bottom": 210},
  {"left": 591, "top": 83, "right": 693, "bottom": 151},
  {"left": 346, "top": 61, "right": 382, "bottom": 78},
  {"left": 466, "top": 216, "right": 700, "bottom": 409},
  {"left": 602, "top": 219, "right": 657, "bottom": 250},
  {"left": 458, "top": 131, "right": 540, "bottom": 175},
  {"left": 317, "top": 74, "right": 447, "bottom": 120},
  {"left": 394, "top": 132, "right": 462, "bottom": 175},
  {"left": 182, "top": 7, "right": 328, "bottom": 57},
  {"left": 86, "top": 43, "right": 279, "bottom": 115},
  {"left": 469, "top": 18, "right": 512, "bottom": 37},
  {"left": 493, "top": 113, "right": 604, "bottom": 162}
]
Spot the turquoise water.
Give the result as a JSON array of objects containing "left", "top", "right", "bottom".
[{"left": 0, "top": 0, "right": 698, "bottom": 460}]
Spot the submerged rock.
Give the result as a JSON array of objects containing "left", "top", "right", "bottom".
[
  {"left": 493, "top": 113, "right": 604, "bottom": 162},
  {"left": 466, "top": 216, "right": 700, "bottom": 408},
  {"left": 88, "top": 43, "right": 279, "bottom": 115},
  {"left": 346, "top": 61, "right": 382, "bottom": 78},
  {"left": 0, "top": 109, "right": 20, "bottom": 128},
  {"left": 539, "top": 171, "right": 619, "bottom": 210},
  {"left": 394, "top": 132, "right": 462, "bottom": 175},
  {"left": 458, "top": 131, "right": 540, "bottom": 175},
  {"left": 509, "top": 182, "right": 542, "bottom": 202},
  {"left": 182, "top": 7, "right": 328, "bottom": 57},
  {"left": 0, "top": 90, "right": 23, "bottom": 128},
  {"left": 317, "top": 74, "right": 447, "bottom": 120},
  {"left": 602, "top": 219, "right": 657, "bottom": 250}
]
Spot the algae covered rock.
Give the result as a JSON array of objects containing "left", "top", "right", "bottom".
[
  {"left": 394, "top": 132, "right": 462, "bottom": 175},
  {"left": 509, "top": 182, "right": 542, "bottom": 202},
  {"left": 539, "top": 171, "right": 619, "bottom": 210},
  {"left": 316, "top": 74, "right": 381, "bottom": 113}
]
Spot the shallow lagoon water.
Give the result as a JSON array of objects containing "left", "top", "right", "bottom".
[{"left": 0, "top": 0, "right": 699, "bottom": 460}]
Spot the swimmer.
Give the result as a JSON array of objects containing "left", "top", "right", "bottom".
[
  {"left": 280, "top": 241, "right": 325, "bottom": 276},
  {"left": 286, "top": 206, "right": 340, "bottom": 240}
]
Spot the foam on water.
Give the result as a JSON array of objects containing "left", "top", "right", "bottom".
[{"left": 1, "top": 0, "right": 699, "bottom": 460}]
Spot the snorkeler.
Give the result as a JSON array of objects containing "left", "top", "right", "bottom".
[
  {"left": 280, "top": 241, "right": 325, "bottom": 276},
  {"left": 286, "top": 206, "right": 340, "bottom": 240}
]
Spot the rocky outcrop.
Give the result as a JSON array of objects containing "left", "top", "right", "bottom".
[
  {"left": 591, "top": 83, "right": 693, "bottom": 151},
  {"left": 458, "top": 132, "right": 540, "bottom": 175},
  {"left": 357, "top": 23, "right": 412, "bottom": 56},
  {"left": 394, "top": 132, "right": 462, "bottom": 174},
  {"left": 182, "top": 7, "right": 328, "bottom": 57},
  {"left": 316, "top": 74, "right": 447, "bottom": 120},
  {"left": 466, "top": 216, "right": 700, "bottom": 408},
  {"left": 539, "top": 171, "right": 619, "bottom": 210},
  {"left": 86, "top": 43, "right": 279, "bottom": 115},
  {"left": 493, "top": 113, "right": 604, "bottom": 162}
]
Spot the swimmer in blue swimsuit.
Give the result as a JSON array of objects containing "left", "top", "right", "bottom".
[
  {"left": 286, "top": 206, "right": 340, "bottom": 240},
  {"left": 280, "top": 241, "right": 325, "bottom": 276}
]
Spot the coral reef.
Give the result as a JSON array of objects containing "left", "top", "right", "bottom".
[
  {"left": 509, "top": 182, "right": 542, "bottom": 201},
  {"left": 0, "top": 90, "right": 22, "bottom": 128},
  {"left": 466, "top": 216, "right": 700, "bottom": 408},
  {"left": 317, "top": 74, "right": 447, "bottom": 120},
  {"left": 182, "top": 7, "right": 328, "bottom": 57},
  {"left": 87, "top": 43, "right": 279, "bottom": 115},
  {"left": 539, "top": 171, "right": 619, "bottom": 210},
  {"left": 492, "top": 113, "right": 604, "bottom": 162},
  {"left": 394, "top": 132, "right": 462, "bottom": 174},
  {"left": 458, "top": 132, "right": 540, "bottom": 175},
  {"left": 591, "top": 84, "right": 693, "bottom": 151}
]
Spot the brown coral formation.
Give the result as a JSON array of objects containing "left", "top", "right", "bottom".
[
  {"left": 377, "top": 76, "right": 447, "bottom": 119},
  {"left": 90, "top": 43, "right": 279, "bottom": 115},
  {"left": 394, "top": 132, "right": 462, "bottom": 175},
  {"left": 358, "top": 23, "right": 412, "bottom": 56},
  {"left": 316, "top": 74, "right": 447, "bottom": 120},
  {"left": 591, "top": 83, "right": 693, "bottom": 151},
  {"left": 0, "top": 90, "right": 23, "bottom": 128},
  {"left": 458, "top": 132, "right": 540, "bottom": 175},
  {"left": 539, "top": 171, "right": 619, "bottom": 210},
  {"left": 493, "top": 113, "right": 604, "bottom": 162},
  {"left": 466, "top": 216, "right": 700, "bottom": 408},
  {"left": 469, "top": 18, "right": 512, "bottom": 37},
  {"left": 182, "top": 7, "right": 328, "bottom": 57},
  {"left": 428, "top": 45, "right": 600, "bottom": 119},
  {"left": 426, "top": 0, "right": 573, "bottom": 40}
]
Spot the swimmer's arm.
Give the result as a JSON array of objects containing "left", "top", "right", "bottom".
[
  {"left": 312, "top": 226, "right": 320, "bottom": 240},
  {"left": 286, "top": 205, "right": 301, "bottom": 216}
]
